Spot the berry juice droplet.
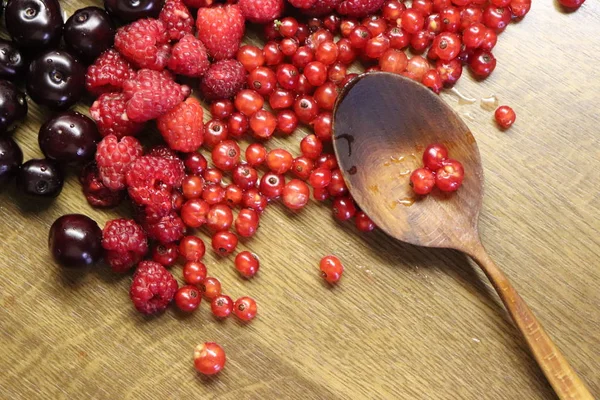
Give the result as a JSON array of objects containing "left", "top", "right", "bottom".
[
  {"left": 449, "top": 87, "right": 477, "bottom": 105},
  {"left": 480, "top": 94, "right": 499, "bottom": 111}
]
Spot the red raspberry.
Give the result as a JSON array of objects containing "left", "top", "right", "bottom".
[
  {"left": 146, "top": 144, "right": 180, "bottom": 160},
  {"left": 159, "top": 0, "right": 194, "bottom": 41},
  {"left": 157, "top": 97, "right": 204, "bottom": 153},
  {"left": 90, "top": 92, "right": 145, "bottom": 138},
  {"left": 288, "top": 0, "right": 317, "bottom": 8},
  {"left": 302, "top": 0, "right": 342, "bottom": 15},
  {"left": 95, "top": 135, "right": 143, "bottom": 190},
  {"left": 200, "top": 60, "right": 247, "bottom": 100},
  {"left": 79, "top": 163, "right": 125, "bottom": 208},
  {"left": 114, "top": 18, "right": 170, "bottom": 71},
  {"left": 167, "top": 34, "right": 210, "bottom": 78},
  {"left": 196, "top": 4, "right": 245, "bottom": 61},
  {"left": 140, "top": 211, "right": 186, "bottom": 244},
  {"left": 85, "top": 49, "right": 136, "bottom": 96},
  {"left": 126, "top": 155, "right": 185, "bottom": 216},
  {"left": 238, "top": 0, "right": 284, "bottom": 23},
  {"left": 122, "top": 69, "right": 191, "bottom": 122},
  {"left": 183, "top": 0, "right": 212, "bottom": 6},
  {"left": 336, "top": 0, "right": 385, "bottom": 17},
  {"left": 130, "top": 261, "right": 178, "bottom": 314},
  {"left": 102, "top": 219, "right": 148, "bottom": 273}
]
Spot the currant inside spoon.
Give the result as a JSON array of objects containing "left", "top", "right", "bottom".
[{"left": 332, "top": 72, "right": 593, "bottom": 400}]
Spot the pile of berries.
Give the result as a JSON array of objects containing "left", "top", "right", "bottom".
[{"left": 4, "top": 0, "right": 580, "bottom": 377}]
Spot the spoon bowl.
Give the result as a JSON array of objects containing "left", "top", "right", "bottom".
[{"left": 332, "top": 72, "right": 593, "bottom": 400}]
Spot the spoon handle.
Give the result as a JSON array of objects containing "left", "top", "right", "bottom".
[{"left": 467, "top": 241, "right": 594, "bottom": 400}]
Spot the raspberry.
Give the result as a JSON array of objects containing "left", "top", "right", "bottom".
[
  {"left": 146, "top": 145, "right": 180, "bottom": 160},
  {"left": 90, "top": 93, "right": 145, "bottom": 138},
  {"left": 126, "top": 155, "right": 185, "bottom": 216},
  {"left": 183, "top": 0, "right": 212, "bottom": 7},
  {"left": 141, "top": 211, "right": 186, "bottom": 244},
  {"left": 238, "top": 0, "right": 284, "bottom": 23},
  {"left": 102, "top": 219, "right": 148, "bottom": 273},
  {"left": 288, "top": 0, "right": 317, "bottom": 8},
  {"left": 167, "top": 34, "right": 210, "bottom": 78},
  {"left": 336, "top": 0, "right": 385, "bottom": 17},
  {"left": 114, "top": 18, "right": 170, "bottom": 71},
  {"left": 85, "top": 49, "right": 136, "bottom": 96},
  {"left": 79, "top": 163, "right": 124, "bottom": 208},
  {"left": 159, "top": 0, "right": 194, "bottom": 41},
  {"left": 95, "top": 135, "right": 143, "bottom": 190},
  {"left": 130, "top": 261, "right": 178, "bottom": 314},
  {"left": 122, "top": 69, "right": 191, "bottom": 122},
  {"left": 157, "top": 97, "right": 204, "bottom": 153},
  {"left": 196, "top": 4, "right": 245, "bottom": 61},
  {"left": 302, "top": 0, "right": 342, "bottom": 15},
  {"left": 200, "top": 60, "right": 247, "bottom": 100}
]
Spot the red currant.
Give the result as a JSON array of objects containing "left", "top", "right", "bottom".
[
  {"left": 382, "top": 0, "right": 406, "bottom": 20},
  {"left": 410, "top": 167, "right": 436, "bottom": 195},
  {"left": 482, "top": 6, "right": 511, "bottom": 32},
  {"left": 365, "top": 34, "right": 391, "bottom": 59},
  {"left": 363, "top": 15, "right": 388, "bottom": 36},
  {"left": 194, "top": 343, "right": 225, "bottom": 375},
  {"left": 228, "top": 113, "right": 249, "bottom": 138},
  {"left": 510, "top": 0, "right": 531, "bottom": 17},
  {"left": 432, "top": 32, "right": 461, "bottom": 60},
  {"left": 328, "top": 62, "right": 347, "bottom": 85},
  {"left": 421, "top": 69, "right": 443, "bottom": 94},
  {"left": 309, "top": 167, "right": 332, "bottom": 189},
  {"left": 494, "top": 105, "right": 516, "bottom": 129},
  {"left": 558, "top": 0, "right": 585, "bottom": 8},
  {"left": 152, "top": 243, "right": 178, "bottom": 267},
  {"left": 182, "top": 175, "right": 204, "bottom": 200},
  {"left": 282, "top": 179, "right": 310, "bottom": 210},
  {"left": 248, "top": 67, "right": 277, "bottom": 96},
  {"left": 469, "top": 49, "right": 496, "bottom": 78},
  {"left": 212, "top": 140, "right": 240, "bottom": 171},
  {"left": 276, "top": 64, "right": 300, "bottom": 90},
  {"left": 349, "top": 26, "right": 371, "bottom": 49},
  {"left": 233, "top": 297, "right": 257, "bottom": 321},
  {"left": 250, "top": 110, "right": 277, "bottom": 139},
  {"left": 184, "top": 153, "right": 208, "bottom": 176},
  {"left": 181, "top": 198, "right": 210, "bottom": 228},
  {"left": 355, "top": 212, "right": 375, "bottom": 232},
  {"left": 225, "top": 184, "right": 244, "bottom": 207},
  {"left": 379, "top": 49, "right": 408, "bottom": 73},
  {"left": 201, "top": 277, "right": 222, "bottom": 300},
  {"left": 314, "top": 82, "right": 338, "bottom": 111},
  {"left": 210, "top": 100, "right": 234, "bottom": 120},
  {"left": 234, "top": 252, "right": 260, "bottom": 278},
  {"left": 459, "top": 6, "right": 483, "bottom": 31},
  {"left": 292, "top": 156, "right": 315, "bottom": 180},
  {"left": 242, "top": 189, "right": 268, "bottom": 213},
  {"left": 211, "top": 231, "right": 238, "bottom": 255},
  {"left": 201, "top": 184, "right": 226, "bottom": 205},
  {"left": 315, "top": 41, "right": 339, "bottom": 65},
  {"left": 263, "top": 41, "right": 284, "bottom": 65},
  {"left": 328, "top": 168, "right": 348, "bottom": 197},
  {"left": 293, "top": 95, "right": 319, "bottom": 124},
  {"left": 312, "top": 112, "right": 333, "bottom": 141},
  {"left": 300, "top": 134, "right": 323, "bottom": 159},
  {"left": 292, "top": 46, "right": 315, "bottom": 69},
  {"left": 280, "top": 38, "right": 299, "bottom": 57},
  {"left": 204, "top": 119, "right": 228, "bottom": 149},
  {"left": 401, "top": 9, "right": 425, "bottom": 34},
  {"left": 210, "top": 294, "right": 233, "bottom": 318},
  {"left": 203, "top": 168, "right": 223, "bottom": 185},
  {"left": 340, "top": 19, "right": 359, "bottom": 37},
  {"left": 259, "top": 172, "right": 285, "bottom": 199},
  {"left": 269, "top": 88, "right": 294, "bottom": 110},
  {"left": 179, "top": 235, "right": 206, "bottom": 261},
  {"left": 245, "top": 143, "right": 267, "bottom": 167},
  {"left": 313, "top": 187, "right": 330, "bottom": 201},
  {"left": 232, "top": 165, "right": 258, "bottom": 190},
  {"left": 319, "top": 255, "right": 343, "bottom": 283},
  {"left": 332, "top": 196, "right": 357, "bottom": 221},
  {"left": 412, "top": 0, "right": 434, "bottom": 16},
  {"left": 304, "top": 61, "right": 328, "bottom": 86},
  {"left": 317, "top": 153, "right": 338, "bottom": 170},
  {"left": 175, "top": 285, "right": 201, "bottom": 312},
  {"left": 277, "top": 110, "right": 299, "bottom": 135},
  {"left": 387, "top": 27, "right": 410, "bottom": 50},
  {"left": 237, "top": 45, "right": 265, "bottom": 72},
  {"left": 266, "top": 149, "right": 293, "bottom": 174},
  {"left": 235, "top": 208, "right": 260, "bottom": 237},
  {"left": 207, "top": 204, "right": 234, "bottom": 232},
  {"left": 435, "top": 159, "right": 464, "bottom": 191},
  {"left": 410, "top": 30, "right": 433, "bottom": 53},
  {"left": 183, "top": 261, "right": 207, "bottom": 285},
  {"left": 423, "top": 143, "right": 449, "bottom": 170},
  {"left": 234, "top": 90, "right": 264, "bottom": 116},
  {"left": 406, "top": 55, "right": 431, "bottom": 81},
  {"left": 336, "top": 38, "right": 356, "bottom": 64},
  {"left": 436, "top": 59, "right": 462, "bottom": 86},
  {"left": 440, "top": 6, "right": 461, "bottom": 32}
]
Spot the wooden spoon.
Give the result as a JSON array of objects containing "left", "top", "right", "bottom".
[{"left": 332, "top": 72, "right": 593, "bottom": 400}]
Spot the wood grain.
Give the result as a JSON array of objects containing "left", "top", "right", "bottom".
[{"left": 1, "top": 1, "right": 599, "bottom": 399}]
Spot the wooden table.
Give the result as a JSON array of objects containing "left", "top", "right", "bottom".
[{"left": 1, "top": 1, "right": 599, "bottom": 399}]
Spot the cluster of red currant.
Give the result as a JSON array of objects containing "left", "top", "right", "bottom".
[{"left": 410, "top": 143, "right": 464, "bottom": 195}]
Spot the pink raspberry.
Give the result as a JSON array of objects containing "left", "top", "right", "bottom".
[
  {"left": 200, "top": 60, "right": 247, "bottom": 100},
  {"left": 167, "top": 34, "right": 210, "bottom": 78},
  {"left": 102, "top": 219, "right": 148, "bottom": 273},
  {"left": 183, "top": 0, "right": 212, "bottom": 7},
  {"left": 287, "top": 0, "right": 317, "bottom": 8},
  {"left": 95, "top": 135, "right": 143, "bottom": 190},
  {"left": 159, "top": 0, "right": 194, "bottom": 41},
  {"left": 79, "top": 163, "right": 125, "bottom": 208},
  {"left": 130, "top": 261, "right": 178, "bottom": 314},
  {"left": 238, "top": 0, "right": 284, "bottom": 23},
  {"left": 140, "top": 211, "right": 186, "bottom": 244},
  {"left": 196, "top": 4, "right": 245, "bottom": 61},
  {"left": 122, "top": 69, "right": 191, "bottom": 122},
  {"left": 89, "top": 92, "right": 145, "bottom": 138},
  {"left": 157, "top": 97, "right": 204, "bottom": 153},
  {"left": 146, "top": 145, "right": 180, "bottom": 160},
  {"left": 126, "top": 155, "right": 185, "bottom": 217},
  {"left": 85, "top": 49, "right": 136, "bottom": 96},
  {"left": 114, "top": 18, "right": 170, "bottom": 70},
  {"left": 301, "top": 0, "right": 342, "bottom": 15},
  {"left": 336, "top": 0, "right": 385, "bottom": 17}
]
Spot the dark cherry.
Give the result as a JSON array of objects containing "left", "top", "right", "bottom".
[
  {"left": 39, "top": 111, "right": 100, "bottom": 165},
  {"left": 0, "top": 80, "right": 27, "bottom": 136},
  {"left": 64, "top": 7, "right": 116, "bottom": 64},
  {"left": 48, "top": 214, "right": 102, "bottom": 268},
  {"left": 26, "top": 50, "right": 85, "bottom": 109},
  {"left": 0, "top": 136, "right": 23, "bottom": 188},
  {"left": 104, "top": 0, "right": 164, "bottom": 22},
  {"left": 5, "top": 0, "right": 63, "bottom": 51},
  {"left": 17, "top": 158, "right": 63, "bottom": 197},
  {"left": 0, "top": 39, "right": 26, "bottom": 80}
]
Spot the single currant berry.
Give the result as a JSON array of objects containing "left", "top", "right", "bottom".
[
  {"left": 304, "top": 61, "right": 328, "bottom": 87},
  {"left": 152, "top": 243, "right": 179, "bottom": 267},
  {"left": 228, "top": 113, "right": 249, "bottom": 138},
  {"left": 379, "top": 49, "right": 408, "bottom": 74},
  {"left": 235, "top": 208, "right": 260, "bottom": 238},
  {"left": 237, "top": 45, "right": 265, "bottom": 72},
  {"left": 269, "top": 88, "right": 294, "bottom": 110},
  {"left": 401, "top": 9, "right": 425, "bottom": 34},
  {"left": 266, "top": 149, "right": 294, "bottom": 174},
  {"left": 203, "top": 168, "right": 224, "bottom": 185},
  {"left": 210, "top": 100, "right": 234, "bottom": 120},
  {"left": 469, "top": 49, "right": 496, "bottom": 78},
  {"left": 292, "top": 46, "right": 315, "bottom": 69},
  {"left": 211, "top": 231, "right": 238, "bottom": 255},
  {"left": 277, "top": 110, "right": 299, "bottom": 135},
  {"left": 435, "top": 159, "right": 465, "bottom": 192},
  {"left": 204, "top": 119, "right": 229, "bottom": 149},
  {"left": 300, "top": 134, "right": 323, "bottom": 160},
  {"left": 210, "top": 294, "right": 233, "bottom": 318},
  {"left": 242, "top": 189, "right": 268, "bottom": 213},
  {"left": 181, "top": 198, "right": 210, "bottom": 228},
  {"left": 293, "top": 95, "right": 319, "bottom": 124},
  {"left": 291, "top": 157, "right": 314, "bottom": 181},
  {"left": 201, "top": 184, "right": 226, "bottom": 205},
  {"left": 332, "top": 196, "right": 357, "bottom": 221},
  {"left": 201, "top": 276, "right": 222, "bottom": 300},
  {"left": 250, "top": 110, "right": 277, "bottom": 140},
  {"left": 495, "top": 105, "right": 516, "bottom": 129},
  {"left": 211, "top": 140, "right": 240, "bottom": 171},
  {"left": 432, "top": 32, "right": 461, "bottom": 61},
  {"left": 319, "top": 255, "right": 344, "bottom": 284},
  {"left": 181, "top": 175, "right": 204, "bottom": 199},
  {"left": 410, "top": 167, "right": 436, "bottom": 195},
  {"left": 233, "top": 297, "right": 257, "bottom": 321},
  {"left": 259, "top": 172, "right": 285, "bottom": 199},
  {"left": 232, "top": 164, "right": 258, "bottom": 190},
  {"left": 328, "top": 168, "right": 349, "bottom": 197},
  {"left": 314, "top": 82, "right": 338, "bottom": 111},
  {"left": 194, "top": 342, "right": 226, "bottom": 375},
  {"left": 423, "top": 143, "right": 449, "bottom": 170},
  {"left": 235, "top": 251, "right": 260, "bottom": 278},
  {"left": 282, "top": 179, "right": 310, "bottom": 210},
  {"left": 175, "top": 285, "right": 202, "bottom": 312},
  {"left": 263, "top": 41, "right": 284, "bottom": 65},
  {"left": 207, "top": 204, "right": 234, "bottom": 232},
  {"left": 312, "top": 112, "right": 333, "bottom": 141},
  {"left": 309, "top": 168, "right": 332, "bottom": 189},
  {"left": 355, "top": 212, "right": 375, "bottom": 232},
  {"left": 245, "top": 143, "right": 267, "bottom": 167},
  {"left": 234, "top": 89, "right": 265, "bottom": 116},
  {"left": 183, "top": 261, "right": 207, "bottom": 285},
  {"left": 558, "top": 0, "right": 585, "bottom": 9},
  {"left": 248, "top": 66, "right": 277, "bottom": 97},
  {"left": 179, "top": 236, "right": 206, "bottom": 262},
  {"left": 225, "top": 184, "right": 244, "bottom": 207}
]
